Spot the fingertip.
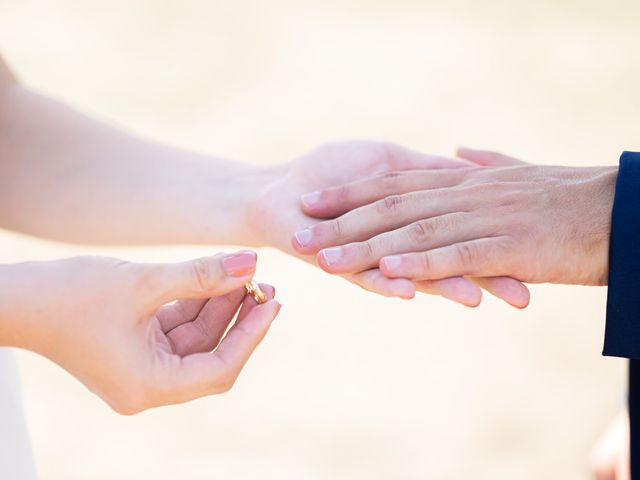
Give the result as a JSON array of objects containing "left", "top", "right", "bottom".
[
  {"left": 473, "top": 277, "right": 531, "bottom": 309},
  {"left": 259, "top": 299, "right": 282, "bottom": 324},
  {"left": 257, "top": 283, "right": 276, "bottom": 300},
  {"left": 379, "top": 256, "right": 403, "bottom": 277},
  {"left": 317, "top": 249, "right": 343, "bottom": 273},
  {"left": 221, "top": 250, "right": 258, "bottom": 277},
  {"left": 400, "top": 289, "right": 416, "bottom": 300},
  {"left": 388, "top": 278, "right": 417, "bottom": 299},
  {"left": 461, "top": 290, "right": 483, "bottom": 308},
  {"left": 509, "top": 285, "right": 531, "bottom": 309},
  {"left": 300, "top": 191, "right": 328, "bottom": 217},
  {"left": 456, "top": 146, "right": 484, "bottom": 164},
  {"left": 292, "top": 228, "right": 317, "bottom": 254},
  {"left": 438, "top": 277, "right": 483, "bottom": 307},
  {"left": 301, "top": 190, "right": 321, "bottom": 208}
]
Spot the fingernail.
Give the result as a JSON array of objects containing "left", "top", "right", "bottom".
[
  {"left": 294, "top": 228, "right": 313, "bottom": 248},
  {"left": 381, "top": 256, "right": 402, "bottom": 271},
  {"left": 222, "top": 251, "right": 257, "bottom": 277},
  {"left": 321, "top": 247, "right": 343, "bottom": 265},
  {"left": 301, "top": 191, "right": 321, "bottom": 208}
]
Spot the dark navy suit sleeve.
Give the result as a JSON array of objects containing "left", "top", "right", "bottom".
[
  {"left": 604, "top": 151, "right": 640, "bottom": 359},
  {"left": 602, "top": 151, "right": 640, "bottom": 479}
]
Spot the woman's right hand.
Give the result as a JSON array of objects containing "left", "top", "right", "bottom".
[{"left": 0, "top": 251, "right": 280, "bottom": 414}]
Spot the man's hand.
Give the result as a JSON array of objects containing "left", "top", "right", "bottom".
[
  {"left": 0, "top": 251, "right": 280, "bottom": 414},
  {"left": 248, "top": 141, "right": 529, "bottom": 306},
  {"left": 293, "top": 147, "right": 616, "bottom": 290}
]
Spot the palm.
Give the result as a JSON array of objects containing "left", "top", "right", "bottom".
[
  {"left": 253, "top": 141, "right": 468, "bottom": 255},
  {"left": 250, "top": 141, "right": 477, "bottom": 300}
]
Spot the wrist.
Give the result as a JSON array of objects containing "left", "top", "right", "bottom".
[
  {"left": 230, "top": 163, "right": 291, "bottom": 247},
  {"left": 0, "top": 262, "right": 41, "bottom": 350},
  {"left": 576, "top": 166, "right": 618, "bottom": 286},
  {"left": 181, "top": 158, "right": 287, "bottom": 247},
  {"left": 593, "top": 166, "right": 618, "bottom": 285}
]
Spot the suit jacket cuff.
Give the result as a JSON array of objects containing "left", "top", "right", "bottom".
[{"left": 604, "top": 151, "right": 640, "bottom": 359}]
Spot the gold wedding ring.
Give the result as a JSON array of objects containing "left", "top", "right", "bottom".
[{"left": 245, "top": 280, "right": 267, "bottom": 304}]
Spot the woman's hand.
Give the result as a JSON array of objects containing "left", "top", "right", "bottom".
[
  {"left": 294, "top": 147, "right": 617, "bottom": 294},
  {"left": 0, "top": 251, "right": 280, "bottom": 414},
  {"left": 249, "top": 141, "right": 528, "bottom": 306}
]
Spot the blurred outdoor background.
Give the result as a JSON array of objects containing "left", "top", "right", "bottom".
[{"left": 0, "top": 0, "right": 638, "bottom": 478}]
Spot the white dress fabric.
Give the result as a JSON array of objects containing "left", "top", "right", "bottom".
[{"left": 0, "top": 348, "right": 37, "bottom": 479}]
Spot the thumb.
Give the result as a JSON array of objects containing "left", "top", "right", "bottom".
[{"left": 150, "top": 250, "right": 257, "bottom": 304}]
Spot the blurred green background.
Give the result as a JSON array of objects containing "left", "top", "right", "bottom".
[{"left": 0, "top": 0, "right": 635, "bottom": 478}]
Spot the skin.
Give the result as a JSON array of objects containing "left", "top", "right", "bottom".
[
  {"left": 0, "top": 54, "right": 522, "bottom": 410},
  {"left": 297, "top": 147, "right": 621, "bottom": 471},
  {"left": 0, "top": 55, "right": 527, "bottom": 305},
  {"left": 590, "top": 411, "right": 630, "bottom": 480},
  {"left": 249, "top": 141, "right": 529, "bottom": 304},
  {"left": 0, "top": 251, "right": 280, "bottom": 414},
  {"left": 295, "top": 148, "right": 617, "bottom": 289}
]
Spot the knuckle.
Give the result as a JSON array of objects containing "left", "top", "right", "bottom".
[
  {"left": 213, "top": 373, "right": 236, "bottom": 393},
  {"left": 328, "top": 218, "right": 344, "bottom": 238},
  {"left": 132, "top": 264, "right": 164, "bottom": 296},
  {"left": 108, "top": 386, "right": 151, "bottom": 416},
  {"left": 408, "top": 220, "right": 435, "bottom": 244},
  {"left": 455, "top": 243, "right": 476, "bottom": 269},
  {"left": 375, "top": 194, "right": 404, "bottom": 214},
  {"left": 359, "top": 240, "right": 376, "bottom": 259},
  {"left": 190, "top": 257, "right": 217, "bottom": 291},
  {"left": 419, "top": 252, "right": 433, "bottom": 273},
  {"left": 217, "top": 380, "right": 235, "bottom": 394},
  {"left": 334, "top": 184, "right": 351, "bottom": 203}
]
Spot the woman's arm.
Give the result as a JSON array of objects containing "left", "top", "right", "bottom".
[
  {"left": 0, "top": 54, "right": 529, "bottom": 304},
  {"left": 0, "top": 58, "right": 282, "bottom": 245}
]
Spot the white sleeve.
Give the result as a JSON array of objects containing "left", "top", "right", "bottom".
[{"left": 0, "top": 348, "right": 37, "bottom": 480}]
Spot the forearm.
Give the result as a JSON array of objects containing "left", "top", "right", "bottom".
[
  {"left": 0, "top": 262, "right": 42, "bottom": 350},
  {"left": 0, "top": 83, "right": 284, "bottom": 246}
]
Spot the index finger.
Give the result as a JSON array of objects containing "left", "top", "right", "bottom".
[
  {"left": 300, "top": 169, "right": 471, "bottom": 219},
  {"left": 163, "top": 287, "right": 279, "bottom": 402}
]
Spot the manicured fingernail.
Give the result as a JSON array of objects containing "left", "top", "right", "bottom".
[
  {"left": 222, "top": 251, "right": 257, "bottom": 277},
  {"left": 321, "top": 247, "right": 343, "bottom": 265},
  {"left": 294, "top": 228, "right": 313, "bottom": 248},
  {"left": 301, "top": 191, "right": 321, "bottom": 208},
  {"left": 381, "top": 256, "right": 402, "bottom": 271}
]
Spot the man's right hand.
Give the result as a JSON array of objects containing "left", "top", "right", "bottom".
[{"left": 294, "top": 147, "right": 616, "bottom": 293}]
